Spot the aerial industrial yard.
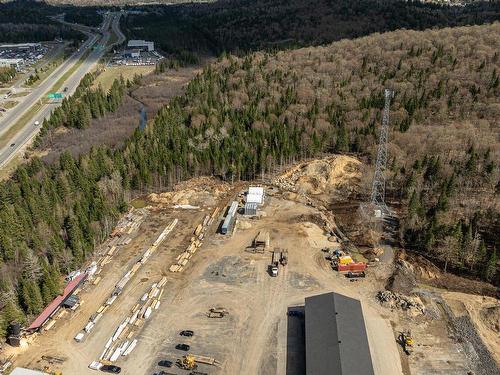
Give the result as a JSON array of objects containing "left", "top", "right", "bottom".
[{"left": 3, "top": 156, "right": 498, "bottom": 375}]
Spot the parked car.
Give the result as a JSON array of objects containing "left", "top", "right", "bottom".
[
  {"left": 158, "top": 360, "right": 173, "bottom": 367},
  {"left": 10, "top": 143, "right": 15, "bottom": 147},
  {"left": 34, "top": 120, "right": 39, "bottom": 126},
  {"left": 63, "top": 87, "right": 68, "bottom": 92},
  {"left": 175, "top": 343, "right": 190, "bottom": 351},
  {"left": 180, "top": 330, "right": 194, "bottom": 337},
  {"left": 100, "top": 365, "right": 121, "bottom": 373}
]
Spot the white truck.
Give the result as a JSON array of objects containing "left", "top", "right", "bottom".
[{"left": 270, "top": 251, "right": 279, "bottom": 277}]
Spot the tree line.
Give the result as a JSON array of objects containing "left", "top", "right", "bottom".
[
  {"left": 0, "top": 0, "right": 84, "bottom": 43},
  {"left": 122, "top": 0, "right": 500, "bottom": 55}
]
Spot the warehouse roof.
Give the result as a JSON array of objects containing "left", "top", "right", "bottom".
[{"left": 305, "top": 292, "right": 374, "bottom": 375}]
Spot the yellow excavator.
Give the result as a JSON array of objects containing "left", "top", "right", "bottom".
[
  {"left": 177, "top": 355, "right": 198, "bottom": 370},
  {"left": 398, "top": 330, "right": 414, "bottom": 355}
]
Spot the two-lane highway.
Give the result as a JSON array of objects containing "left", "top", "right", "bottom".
[{"left": 0, "top": 12, "right": 122, "bottom": 168}]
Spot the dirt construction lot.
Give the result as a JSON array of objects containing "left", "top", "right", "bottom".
[{"left": 10, "top": 180, "right": 403, "bottom": 375}]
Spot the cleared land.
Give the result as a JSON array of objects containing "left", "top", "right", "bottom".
[
  {"left": 93, "top": 65, "right": 155, "bottom": 91},
  {"left": 5, "top": 157, "right": 499, "bottom": 375}
]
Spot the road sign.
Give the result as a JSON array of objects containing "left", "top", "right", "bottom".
[{"left": 48, "top": 93, "right": 63, "bottom": 99}]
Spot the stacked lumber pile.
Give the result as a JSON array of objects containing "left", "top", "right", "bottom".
[{"left": 169, "top": 207, "right": 220, "bottom": 273}]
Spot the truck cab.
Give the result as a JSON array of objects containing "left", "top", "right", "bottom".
[{"left": 271, "top": 265, "right": 278, "bottom": 277}]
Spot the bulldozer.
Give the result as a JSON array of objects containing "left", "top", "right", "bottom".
[
  {"left": 177, "top": 355, "right": 198, "bottom": 370},
  {"left": 398, "top": 330, "right": 414, "bottom": 355}
]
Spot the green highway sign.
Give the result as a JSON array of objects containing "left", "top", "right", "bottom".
[{"left": 48, "top": 93, "right": 63, "bottom": 99}]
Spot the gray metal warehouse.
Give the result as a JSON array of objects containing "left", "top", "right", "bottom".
[{"left": 305, "top": 292, "right": 375, "bottom": 375}]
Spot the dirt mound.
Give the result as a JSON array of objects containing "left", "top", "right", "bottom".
[
  {"left": 480, "top": 306, "right": 500, "bottom": 333},
  {"left": 273, "top": 155, "right": 362, "bottom": 197},
  {"left": 148, "top": 176, "right": 229, "bottom": 207},
  {"left": 386, "top": 259, "right": 417, "bottom": 294}
]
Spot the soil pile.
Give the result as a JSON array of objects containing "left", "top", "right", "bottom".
[
  {"left": 148, "top": 177, "right": 229, "bottom": 207},
  {"left": 273, "top": 155, "right": 362, "bottom": 197},
  {"left": 386, "top": 259, "right": 417, "bottom": 294}
]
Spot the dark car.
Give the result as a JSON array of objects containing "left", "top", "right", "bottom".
[
  {"left": 101, "top": 365, "right": 121, "bottom": 373},
  {"left": 180, "top": 330, "right": 194, "bottom": 337},
  {"left": 158, "top": 360, "right": 173, "bottom": 367},
  {"left": 175, "top": 343, "right": 190, "bottom": 351},
  {"left": 10, "top": 143, "right": 15, "bottom": 147},
  {"left": 64, "top": 87, "right": 68, "bottom": 92}
]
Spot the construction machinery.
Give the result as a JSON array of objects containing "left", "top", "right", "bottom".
[
  {"left": 247, "top": 230, "right": 269, "bottom": 253},
  {"left": 207, "top": 307, "right": 228, "bottom": 318},
  {"left": 398, "top": 330, "right": 414, "bottom": 355},
  {"left": 280, "top": 250, "right": 288, "bottom": 266},
  {"left": 177, "top": 355, "right": 197, "bottom": 370}
]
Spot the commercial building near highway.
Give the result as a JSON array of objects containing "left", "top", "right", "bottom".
[
  {"left": 127, "top": 39, "right": 154, "bottom": 51},
  {"left": 0, "top": 58, "right": 23, "bottom": 69}
]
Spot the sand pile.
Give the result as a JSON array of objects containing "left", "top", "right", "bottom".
[
  {"left": 149, "top": 177, "right": 230, "bottom": 207},
  {"left": 274, "top": 155, "right": 362, "bottom": 196}
]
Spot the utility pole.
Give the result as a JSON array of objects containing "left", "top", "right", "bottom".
[{"left": 368, "top": 89, "right": 394, "bottom": 218}]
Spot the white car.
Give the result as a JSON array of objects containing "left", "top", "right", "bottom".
[{"left": 34, "top": 121, "right": 40, "bottom": 126}]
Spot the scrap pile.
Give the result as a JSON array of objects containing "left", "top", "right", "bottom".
[
  {"left": 91, "top": 277, "right": 167, "bottom": 367},
  {"left": 76, "top": 219, "right": 177, "bottom": 342},
  {"left": 376, "top": 290, "right": 425, "bottom": 314},
  {"left": 169, "top": 207, "right": 220, "bottom": 273}
]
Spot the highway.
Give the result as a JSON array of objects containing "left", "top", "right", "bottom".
[{"left": 0, "top": 12, "right": 122, "bottom": 168}]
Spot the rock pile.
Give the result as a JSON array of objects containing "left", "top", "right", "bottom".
[{"left": 376, "top": 290, "right": 425, "bottom": 314}]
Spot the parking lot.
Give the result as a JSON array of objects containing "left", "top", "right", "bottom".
[{"left": 0, "top": 43, "right": 50, "bottom": 72}]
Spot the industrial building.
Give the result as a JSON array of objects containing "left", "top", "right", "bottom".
[
  {"left": 244, "top": 186, "right": 265, "bottom": 215},
  {"left": 304, "top": 292, "right": 374, "bottom": 375},
  {"left": 221, "top": 201, "right": 238, "bottom": 235},
  {"left": 26, "top": 273, "right": 87, "bottom": 332},
  {"left": 0, "top": 58, "right": 23, "bottom": 69},
  {"left": 122, "top": 49, "right": 141, "bottom": 58},
  {"left": 244, "top": 202, "right": 258, "bottom": 216},
  {"left": 127, "top": 39, "right": 154, "bottom": 52},
  {"left": 0, "top": 43, "right": 41, "bottom": 50}
]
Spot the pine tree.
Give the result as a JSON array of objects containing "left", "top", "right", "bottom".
[{"left": 484, "top": 248, "right": 497, "bottom": 282}]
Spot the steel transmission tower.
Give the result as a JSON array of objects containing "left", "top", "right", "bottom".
[{"left": 369, "top": 89, "right": 394, "bottom": 218}]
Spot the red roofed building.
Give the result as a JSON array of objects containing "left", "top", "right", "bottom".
[{"left": 27, "top": 273, "right": 87, "bottom": 332}]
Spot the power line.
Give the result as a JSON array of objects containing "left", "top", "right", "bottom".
[{"left": 369, "top": 88, "right": 394, "bottom": 218}]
